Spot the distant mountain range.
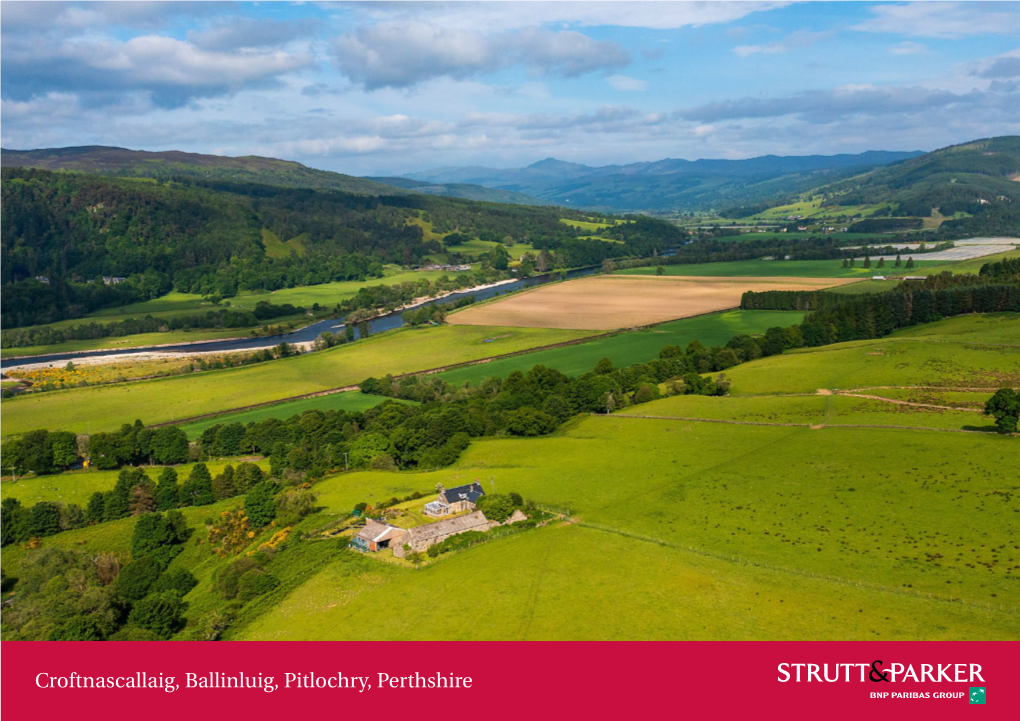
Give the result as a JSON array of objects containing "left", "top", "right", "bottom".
[
  {"left": 403, "top": 151, "right": 925, "bottom": 212},
  {"left": 5, "top": 140, "right": 1017, "bottom": 229}
]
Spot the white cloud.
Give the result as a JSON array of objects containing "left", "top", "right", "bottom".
[
  {"left": 188, "top": 18, "right": 319, "bottom": 51},
  {"left": 2, "top": 33, "right": 312, "bottom": 107},
  {"left": 675, "top": 82, "right": 1012, "bottom": 125},
  {"left": 889, "top": 41, "right": 928, "bottom": 56},
  {"left": 340, "top": 1, "right": 790, "bottom": 33},
  {"left": 733, "top": 30, "right": 831, "bottom": 58},
  {"left": 972, "top": 49, "right": 1020, "bottom": 79},
  {"left": 333, "top": 21, "right": 628, "bottom": 89},
  {"left": 854, "top": 2, "right": 1020, "bottom": 39},
  {"left": 607, "top": 75, "right": 648, "bottom": 91}
]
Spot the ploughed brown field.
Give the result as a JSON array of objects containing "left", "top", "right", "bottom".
[{"left": 447, "top": 275, "right": 858, "bottom": 330}]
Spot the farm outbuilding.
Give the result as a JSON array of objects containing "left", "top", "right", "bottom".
[
  {"left": 350, "top": 520, "right": 406, "bottom": 553},
  {"left": 393, "top": 511, "right": 494, "bottom": 557}
]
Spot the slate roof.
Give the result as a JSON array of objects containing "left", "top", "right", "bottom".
[{"left": 441, "top": 482, "right": 485, "bottom": 506}]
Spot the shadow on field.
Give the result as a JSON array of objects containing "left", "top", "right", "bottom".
[{"left": 962, "top": 423, "right": 1001, "bottom": 433}]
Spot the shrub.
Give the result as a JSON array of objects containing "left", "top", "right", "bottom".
[
  {"left": 275, "top": 487, "right": 318, "bottom": 525},
  {"left": 112, "top": 556, "right": 163, "bottom": 602},
  {"left": 127, "top": 591, "right": 187, "bottom": 639},
  {"left": 48, "top": 615, "right": 108, "bottom": 641},
  {"left": 152, "top": 568, "right": 199, "bottom": 597},
  {"left": 213, "top": 557, "right": 262, "bottom": 600},
  {"left": 131, "top": 511, "right": 190, "bottom": 559},
  {"left": 633, "top": 385, "right": 658, "bottom": 404},
  {"left": 237, "top": 569, "right": 281, "bottom": 602},
  {"left": 245, "top": 482, "right": 278, "bottom": 527},
  {"left": 106, "top": 626, "right": 163, "bottom": 641},
  {"left": 207, "top": 509, "right": 253, "bottom": 557}
]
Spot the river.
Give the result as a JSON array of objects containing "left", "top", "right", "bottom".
[{"left": 1, "top": 266, "right": 602, "bottom": 369}]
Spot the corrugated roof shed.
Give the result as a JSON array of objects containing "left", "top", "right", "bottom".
[{"left": 355, "top": 519, "right": 403, "bottom": 543}]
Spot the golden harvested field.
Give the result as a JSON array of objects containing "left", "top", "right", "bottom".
[{"left": 448, "top": 275, "right": 857, "bottom": 330}]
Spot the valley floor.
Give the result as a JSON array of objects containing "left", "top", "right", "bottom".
[{"left": 3, "top": 314, "right": 1017, "bottom": 641}]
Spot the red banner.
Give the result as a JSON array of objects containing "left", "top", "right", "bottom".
[{"left": 2, "top": 641, "right": 1016, "bottom": 719}]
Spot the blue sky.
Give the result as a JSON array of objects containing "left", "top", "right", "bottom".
[{"left": 2, "top": 1, "right": 1018, "bottom": 175}]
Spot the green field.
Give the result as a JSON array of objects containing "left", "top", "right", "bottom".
[
  {"left": 721, "top": 315, "right": 1020, "bottom": 396},
  {"left": 235, "top": 523, "right": 1010, "bottom": 641},
  {"left": 0, "top": 325, "right": 595, "bottom": 438},
  {"left": 704, "top": 231, "right": 919, "bottom": 243},
  {"left": 1, "top": 266, "right": 457, "bottom": 358},
  {"left": 0, "top": 327, "right": 260, "bottom": 358},
  {"left": 559, "top": 218, "right": 616, "bottom": 232},
  {"left": 5, "top": 314, "right": 1017, "bottom": 641},
  {"left": 226, "top": 268, "right": 455, "bottom": 311},
  {"left": 0, "top": 459, "right": 268, "bottom": 507},
  {"left": 739, "top": 197, "right": 894, "bottom": 221},
  {"left": 437, "top": 310, "right": 806, "bottom": 386},
  {"left": 618, "top": 259, "right": 944, "bottom": 278},
  {"left": 233, "top": 412, "right": 1017, "bottom": 639},
  {"left": 179, "top": 391, "right": 414, "bottom": 440},
  {"left": 260, "top": 229, "right": 306, "bottom": 259},
  {"left": 627, "top": 392, "right": 994, "bottom": 432},
  {"left": 443, "top": 237, "right": 538, "bottom": 259}
]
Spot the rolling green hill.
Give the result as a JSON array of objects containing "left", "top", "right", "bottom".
[
  {"left": 0, "top": 145, "right": 402, "bottom": 196},
  {"left": 729, "top": 136, "right": 1020, "bottom": 236},
  {"left": 1, "top": 167, "right": 675, "bottom": 328},
  {"left": 0, "top": 146, "right": 548, "bottom": 206}
]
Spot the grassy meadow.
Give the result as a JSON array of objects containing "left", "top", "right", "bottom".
[
  {"left": 720, "top": 315, "right": 1020, "bottom": 396},
  {"left": 438, "top": 309, "right": 806, "bottom": 386},
  {"left": 0, "top": 325, "right": 594, "bottom": 438},
  {"left": 618, "top": 259, "right": 944, "bottom": 278},
  {"left": 3, "top": 314, "right": 1017, "bottom": 641},
  {"left": 0, "top": 459, "right": 268, "bottom": 507},
  {"left": 235, "top": 523, "right": 1012, "bottom": 641}
]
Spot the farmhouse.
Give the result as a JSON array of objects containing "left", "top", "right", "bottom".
[
  {"left": 393, "top": 511, "right": 493, "bottom": 557},
  {"left": 350, "top": 520, "right": 406, "bottom": 553},
  {"left": 423, "top": 482, "right": 485, "bottom": 517}
]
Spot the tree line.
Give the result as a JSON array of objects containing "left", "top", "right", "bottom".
[
  {"left": 1, "top": 301, "right": 305, "bottom": 348},
  {"left": 741, "top": 259, "right": 1020, "bottom": 345}
]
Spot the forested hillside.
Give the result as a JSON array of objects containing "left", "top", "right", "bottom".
[
  {"left": 404, "top": 151, "right": 921, "bottom": 212},
  {"left": 1, "top": 168, "right": 682, "bottom": 327},
  {"left": 0, "top": 146, "right": 548, "bottom": 206},
  {"left": 725, "top": 136, "right": 1020, "bottom": 236},
  {"left": 1, "top": 146, "right": 401, "bottom": 197}
]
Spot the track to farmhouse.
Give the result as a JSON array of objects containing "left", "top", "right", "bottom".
[{"left": 602, "top": 413, "right": 997, "bottom": 434}]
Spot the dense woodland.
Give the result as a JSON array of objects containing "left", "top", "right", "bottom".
[{"left": 1, "top": 168, "right": 683, "bottom": 328}]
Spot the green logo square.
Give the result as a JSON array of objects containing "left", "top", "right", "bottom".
[{"left": 969, "top": 687, "right": 986, "bottom": 704}]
